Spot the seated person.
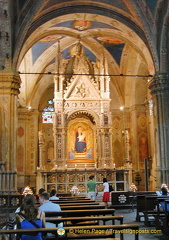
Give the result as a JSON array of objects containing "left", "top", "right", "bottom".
[
  {"left": 16, "top": 194, "right": 45, "bottom": 240},
  {"left": 159, "top": 187, "right": 169, "bottom": 210},
  {"left": 49, "top": 189, "right": 59, "bottom": 200},
  {"left": 39, "top": 192, "right": 62, "bottom": 228},
  {"left": 36, "top": 188, "right": 46, "bottom": 199}
]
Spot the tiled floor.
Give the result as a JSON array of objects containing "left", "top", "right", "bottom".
[{"left": 114, "top": 209, "right": 169, "bottom": 240}]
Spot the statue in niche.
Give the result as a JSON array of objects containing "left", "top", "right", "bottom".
[{"left": 47, "top": 141, "right": 54, "bottom": 163}]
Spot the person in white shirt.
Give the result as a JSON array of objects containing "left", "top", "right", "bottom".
[{"left": 102, "top": 177, "right": 110, "bottom": 208}]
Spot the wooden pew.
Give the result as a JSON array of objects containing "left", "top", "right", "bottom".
[
  {"left": 59, "top": 202, "right": 100, "bottom": 206},
  {"left": 142, "top": 195, "right": 157, "bottom": 226},
  {"left": 60, "top": 205, "right": 105, "bottom": 210},
  {"left": 0, "top": 224, "right": 139, "bottom": 240},
  {"left": 153, "top": 197, "right": 169, "bottom": 231},
  {"left": 45, "top": 215, "right": 124, "bottom": 226},
  {"left": 51, "top": 199, "right": 96, "bottom": 203},
  {"left": 45, "top": 208, "right": 115, "bottom": 218},
  {"left": 36, "top": 200, "right": 97, "bottom": 207},
  {"left": 57, "top": 196, "right": 88, "bottom": 199},
  {"left": 136, "top": 195, "right": 158, "bottom": 223},
  {"left": 143, "top": 196, "right": 169, "bottom": 227},
  {"left": 162, "top": 199, "right": 169, "bottom": 235}
]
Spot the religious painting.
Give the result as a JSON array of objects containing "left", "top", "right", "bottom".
[{"left": 67, "top": 122, "right": 94, "bottom": 162}]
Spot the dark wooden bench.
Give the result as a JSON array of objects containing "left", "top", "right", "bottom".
[
  {"left": 59, "top": 202, "right": 100, "bottom": 206},
  {"left": 0, "top": 224, "right": 139, "bottom": 240},
  {"left": 60, "top": 204, "right": 105, "bottom": 210},
  {"left": 51, "top": 199, "right": 96, "bottom": 203},
  {"left": 136, "top": 194, "right": 157, "bottom": 223},
  {"left": 45, "top": 208, "right": 115, "bottom": 218},
  {"left": 143, "top": 196, "right": 169, "bottom": 227},
  {"left": 36, "top": 200, "right": 97, "bottom": 207},
  {"left": 153, "top": 197, "right": 169, "bottom": 231},
  {"left": 45, "top": 215, "right": 124, "bottom": 226},
  {"left": 162, "top": 199, "right": 169, "bottom": 235}
]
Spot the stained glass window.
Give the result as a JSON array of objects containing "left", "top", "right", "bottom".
[{"left": 42, "top": 99, "right": 54, "bottom": 123}]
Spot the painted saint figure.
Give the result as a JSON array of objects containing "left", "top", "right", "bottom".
[{"left": 75, "top": 126, "right": 87, "bottom": 153}]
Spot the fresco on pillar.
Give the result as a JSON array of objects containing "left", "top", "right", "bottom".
[{"left": 67, "top": 122, "right": 94, "bottom": 162}]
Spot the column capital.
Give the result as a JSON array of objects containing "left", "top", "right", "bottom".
[
  {"left": 149, "top": 72, "right": 169, "bottom": 95},
  {"left": 0, "top": 71, "right": 21, "bottom": 95}
]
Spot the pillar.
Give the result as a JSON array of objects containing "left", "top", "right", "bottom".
[
  {"left": 0, "top": 71, "right": 21, "bottom": 192},
  {"left": 149, "top": 73, "right": 169, "bottom": 185}
]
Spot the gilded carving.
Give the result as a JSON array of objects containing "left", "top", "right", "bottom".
[
  {"left": 57, "top": 173, "right": 65, "bottom": 183},
  {"left": 67, "top": 174, "right": 75, "bottom": 182}
]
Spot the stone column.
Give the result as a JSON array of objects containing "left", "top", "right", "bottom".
[
  {"left": 149, "top": 73, "right": 169, "bottom": 185},
  {"left": 0, "top": 71, "right": 21, "bottom": 192},
  {"left": 38, "top": 130, "right": 44, "bottom": 168}
]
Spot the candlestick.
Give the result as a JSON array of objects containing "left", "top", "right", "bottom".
[{"left": 113, "top": 163, "right": 116, "bottom": 169}]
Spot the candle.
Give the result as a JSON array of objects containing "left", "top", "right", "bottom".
[
  {"left": 104, "top": 164, "right": 106, "bottom": 169},
  {"left": 65, "top": 164, "right": 67, "bottom": 169},
  {"left": 95, "top": 164, "right": 96, "bottom": 169},
  {"left": 75, "top": 164, "right": 77, "bottom": 169},
  {"left": 55, "top": 165, "right": 57, "bottom": 171},
  {"left": 85, "top": 164, "right": 86, "bottom": 169},
  {"left": 113, "top": 163, "right": 116, "bottom": 169}
]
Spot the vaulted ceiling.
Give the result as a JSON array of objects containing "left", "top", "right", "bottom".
[{"left": 13, "top": 0, "right": 159, "bottom": 110}]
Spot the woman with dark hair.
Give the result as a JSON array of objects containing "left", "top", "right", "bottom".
[
  {"left": 16, "top": 194, "right": 46, "bottom": 240},
  {"left": 102, "top": 177, "right": 110, "bottom": 208}
]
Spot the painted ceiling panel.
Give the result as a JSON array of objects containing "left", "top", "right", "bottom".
[
  {"left": 42, "top": 0, "right": 130, "bottom": 14},
  {"left": 18, "top": 0, "right": 26, "bottom": 9},
  {"left": 104, "top": 43, "right": 125, "bottom": 66},
  {"left": 62, "top": 46, "right": 96, "bottom": 62},
  {"left": 146, "top": 0, "right": 158, "bottom": 14},
  {"left": 51, "top": 20, "right": 118, "bottom": 30},
  {"left": 32, "top": 40, "right": 57, "bottom": 64}
]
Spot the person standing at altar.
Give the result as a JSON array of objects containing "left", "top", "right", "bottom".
[
  {"left": 75, "top": 126, "right": 87, "bottom": 153},
  {"left": 87, "top": 175, "right": 98, "bottom": 201},
  {"left": 102, "top": 177, "right": 110, "bottom": 208}
]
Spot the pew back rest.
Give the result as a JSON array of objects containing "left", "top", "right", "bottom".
[{"left": 45, "top": 208, "right": 115, "bottom": 218}]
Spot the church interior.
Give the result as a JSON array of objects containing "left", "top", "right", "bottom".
[{"left": 0, "top": 0, "right": 169, "bottom": 195}]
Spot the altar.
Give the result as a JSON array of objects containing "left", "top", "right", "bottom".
[{"left": 36, "top": 169, "right": 130, "bottom": 194}]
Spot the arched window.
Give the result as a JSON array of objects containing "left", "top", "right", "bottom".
[{"left": 42, "top": 99, "right": 54, "bottom": 123}]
